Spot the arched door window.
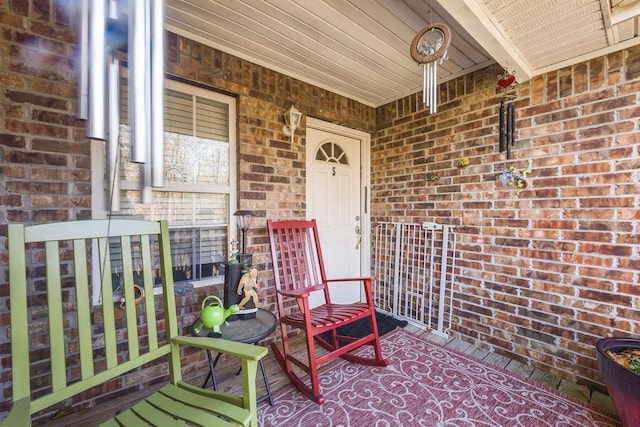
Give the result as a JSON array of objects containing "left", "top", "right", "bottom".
[{"left": 315, "top": 141, "right": 350, "bottom": 165}]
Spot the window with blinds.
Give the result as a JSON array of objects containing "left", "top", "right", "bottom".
[{"left": 104, "top": 79, "right": 237, "bottom": 295}]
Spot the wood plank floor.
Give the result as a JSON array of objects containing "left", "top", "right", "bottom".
[{"left": 39, "top": 324, "right": 618, "bottom": 426}]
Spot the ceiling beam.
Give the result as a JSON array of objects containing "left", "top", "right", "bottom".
[
  {"left": 435, "top": 0, "right": 532, "bottom": 82},
  {"left": 611, "top": 1, "right": 640, "bottom": 25},
  {"left": 600, "top": 0, "right": 616, "bottom": 44}
]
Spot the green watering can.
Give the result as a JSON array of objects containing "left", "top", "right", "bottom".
[{"left": 196, "top": 295, "right": 239, "bottom": 334}]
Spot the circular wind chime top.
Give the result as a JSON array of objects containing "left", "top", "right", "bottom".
[{"left": 410, "top": 23, "right": 451, "bottom": 113}]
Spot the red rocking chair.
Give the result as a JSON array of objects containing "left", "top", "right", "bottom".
[{"left": 267, "top": 219, "right": 389, "bottom": 404}]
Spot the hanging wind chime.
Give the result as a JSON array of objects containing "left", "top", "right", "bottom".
[
  {"left": 497, "top": 68, "right": 518, "bottom": 159},
  {"left": 410, "top": 20, "right": 451, "bottom": 114}
]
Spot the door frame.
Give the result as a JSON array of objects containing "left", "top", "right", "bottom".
[{"left": 306, "top": 117, "right": 372, "bottom": 277}]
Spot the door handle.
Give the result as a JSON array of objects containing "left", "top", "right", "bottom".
[{"left": 355, "top": 225, "right": 361, "bottom": 249}]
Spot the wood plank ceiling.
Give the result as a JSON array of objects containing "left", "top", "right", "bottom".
[{"left": 165, "top": 0, "right": 640, "bottom": 107}]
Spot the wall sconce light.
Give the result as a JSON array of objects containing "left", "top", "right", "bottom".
[
  {"left": 233, "top": 210, "right": 255, "bottom": 254},
  {"left": 282, "top": 105, "right": 302, "bottom": 141}
]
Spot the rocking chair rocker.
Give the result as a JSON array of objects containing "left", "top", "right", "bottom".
[{"left": 267, "top": 219, "right": 389, "bottom": 404}]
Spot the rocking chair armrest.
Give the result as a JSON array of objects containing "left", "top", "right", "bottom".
[
  {"left": 172, "top": 336, "right": 268, "bottom": 361},
  {"left": 0, "top": 397, "right": 31, "bottom": 426},
  {"left": 277, "top": 285, "right": 325, "bottom": 298},
  {"left": 325, "top": 277, "right": 374, "bottom": 284}
]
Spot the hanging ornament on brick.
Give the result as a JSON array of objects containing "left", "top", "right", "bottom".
[
  {"left": 497, "top": 67, "right": 518, "bottom": 159},
  {"left": 410, "top": 20, "right": 451, "bottom": 114}
]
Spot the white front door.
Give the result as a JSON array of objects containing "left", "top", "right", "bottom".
[{"left": 306, "top": 124, "right": 364, "bottom": 305}]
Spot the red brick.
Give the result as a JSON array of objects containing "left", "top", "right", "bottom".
[
  {"left": 606, "top": 51, "right": 623, "bottom": 85},
  {"left": 626, "top": 45, "right": 640, "bottom": 78},
  {"left": 10, "top": 0, "right": 28, "bottom": 16},
  {"left": 589, "top": 56, "right": 605, "bottom": 89}
]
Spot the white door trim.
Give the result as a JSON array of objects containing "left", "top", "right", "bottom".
[{"left": 306, "top": 118, "right": 372, "bottom": 277}]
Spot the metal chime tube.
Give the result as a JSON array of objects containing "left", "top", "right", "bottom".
[
  {"left": 142, "top": 0, "right": 153, "bottom": 203},
  {"left": 88, "top": 0, "right": 107, "bottom": 140},
  {"left": 130, "top": 0, "right": 148, "bottom": 164},
  {"left": 107, "top": 0, "right": 120, "bottom": 211},
  {"left": 423, "top": 64, "right": 428, "bottom": 105},
  {"left": 499, "top": 98, "right": 516, "bottom": 158},
  {"left": 78, "top": 0, "right": 89, "bottom": 120},
  {"left": 506, "top": 101, "right": 515, "bottom": 159},
  {"left": 430, "top": 60, "right": 438, "bottom": 113},
  {"left": 428, "top": 63, "right": 433, "bottom": 108},
  {"left": 508, "top": 102, "right": 515, "bottom": 146},
  {"left": 506, "top": 101, "right": 512, "bottom": 159},
  {"left": 499, "top": 98, "right": 505, "bottom": 152},
  {"left": 108, "top": 58, "right": 121, "bottom": 210},
  {"left": 150, "top": 0, "right": 165, "bottom": 187}
]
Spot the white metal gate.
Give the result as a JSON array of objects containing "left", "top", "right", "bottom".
[{"left": 372, "top": 222, "right": 460, "bottom": 338}]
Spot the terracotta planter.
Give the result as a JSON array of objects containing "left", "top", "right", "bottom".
[{"left": 596, "top": 337, "right": 640, "bottom": 426}]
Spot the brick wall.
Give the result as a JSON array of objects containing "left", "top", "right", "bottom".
[{"left": 372, "top": 50, "right": 640, "bottom": 391}]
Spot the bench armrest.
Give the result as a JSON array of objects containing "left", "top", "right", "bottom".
[
  {"left": 172, "top": 336, "right": 268, "bottom": 360},
  {"left": 0, "top": 397, "right": 31, "bottom": 427}
]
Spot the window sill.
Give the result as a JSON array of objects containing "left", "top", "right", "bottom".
[
  {"left": 151, "top": 275, "right": 224, "bottom": 296},
  {"left": 104, "top": 275, "right": 225, "bottom": 307}
]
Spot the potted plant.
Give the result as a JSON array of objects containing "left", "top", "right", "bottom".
[{"left": 596, "top": 337, "right": 640, "bottom": 426}]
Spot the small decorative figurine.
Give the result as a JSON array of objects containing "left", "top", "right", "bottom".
[
  {"left": 237, "top": 267, "right": 259, "bottom": 313},
  {"left": 228, "top": 240, "right": 240, "bottom": 264}
]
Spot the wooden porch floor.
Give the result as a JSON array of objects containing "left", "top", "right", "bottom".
[{"left": 40, "top": 324, "right": 617, "bottom": 426}]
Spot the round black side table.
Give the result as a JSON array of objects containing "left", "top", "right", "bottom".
[{"left": 191, "top": 307, "right": 277, "bottom": 405}]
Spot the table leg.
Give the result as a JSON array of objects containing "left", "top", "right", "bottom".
[
  {"left": 202, "top": 350, "right": 222, "bottom": 390},
  {"left": 258, "top": 358, "right": 274, "bottom": 406},
  {"left": 217, "top": 350, "right": 273, "bottom": 406},
  {"left": 196, "top": 329, "right": 274, "bottom": 406}
]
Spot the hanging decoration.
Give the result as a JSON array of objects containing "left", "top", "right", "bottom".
[
  {"left": 410, "top": 21, "right": 451, "bottom": 114},
  {"left": 497, "top": 165, "right": 531, "bottom": 196},
  {"left": 456, "top": 157, "right": 470, "bottom": 169},
  {"left": 497, "top": 67, "right": 518, "bottom": 159},
  {"left": 426, "top": 172, "right": 441, "bottom": 183},
  {"left": 78, "top": 0, "right": 165, "bottom": 207}
]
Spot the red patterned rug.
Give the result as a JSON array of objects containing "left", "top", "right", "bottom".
[{"left": 258, "top": 328, "right": 620, "bottom": 426}]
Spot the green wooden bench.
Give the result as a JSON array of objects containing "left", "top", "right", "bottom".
[{"left": 2, "top": 219, "right": 266, "bottom": 427}]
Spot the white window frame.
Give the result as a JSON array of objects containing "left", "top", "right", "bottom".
[{"left": 91, "top": 79, "right": 237, "bottom": 305}]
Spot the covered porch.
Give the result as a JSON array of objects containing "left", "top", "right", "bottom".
[{"left": 1, "top": 0, "right": 639, "bottom": 425}]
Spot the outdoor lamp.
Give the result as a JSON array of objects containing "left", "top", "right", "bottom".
[
  {"left": 282, "top": 105, "right": 302, "bottom": 141},
  {"left": 233, "top": 210, "right": 255, "bottom": 254}
]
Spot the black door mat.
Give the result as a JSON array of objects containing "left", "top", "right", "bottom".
[{"left": 321, "top": 311, "right": 408, "bottom": 344}]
